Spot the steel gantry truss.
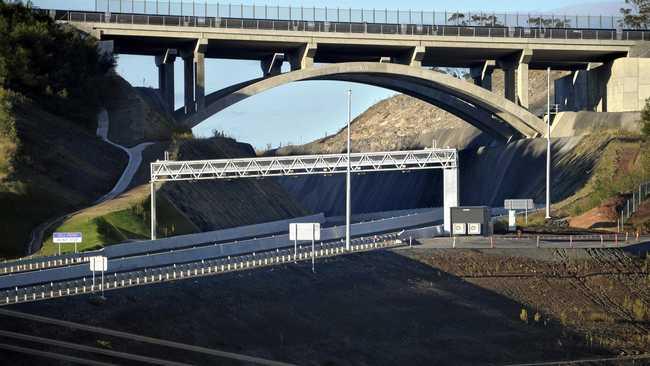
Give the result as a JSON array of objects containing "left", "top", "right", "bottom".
[
  {"left": 151, "top": 149, "right": 458, "bottom": 182},
  {"left": 149, "top": 148, "right": 459, "bottom": 239}
]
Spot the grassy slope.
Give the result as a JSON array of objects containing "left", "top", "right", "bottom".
[{"left": 38, "top": 184, "right": 198, "bottom": 255}]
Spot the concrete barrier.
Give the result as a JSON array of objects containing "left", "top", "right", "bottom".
[{"left": 0, "top": 210, "right": 438, "bottom": 289}]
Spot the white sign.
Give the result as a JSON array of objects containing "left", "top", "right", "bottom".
[
  {"left": 89, "top": 256, "right": 107, "bottom": 272},
  {"left": 468, "top": 223, "right": 482, "bottom": 235},
  {"left": 53, "top": 232, "right": 82, "bottom": 243},
  {"left": 505, "top": 199, "right": 535, "bottom": 210},
  {"left": 289, "top": 223, "right": 321, "bottom": 241},
  {"left": 508, "top": 210, "right": 517, "bottom": 232}
]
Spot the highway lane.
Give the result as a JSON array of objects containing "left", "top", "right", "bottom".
[{"left": 0, "top": 233, "right": 401, "bottom": 306}]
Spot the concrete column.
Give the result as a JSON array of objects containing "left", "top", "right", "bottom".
[
  {"left": 289, "top": 43, "right": 317, "bottom": 71},
  {"left": 470, "top": 60, "right": 496, "bottom": 91},
  {"left": 503, "top": 67, "right": 516, "bottom": 103},
  {"left": 182, "top": 55, "right": 194, "bottom": 114},
  {"left": 517, "top": 49, "right": 533, "bottom": 108},
  {"left": 499, "top": 49, "right": 533, "bottom": 108},
  {"left": 261, "top": 53, "right": 285, "bottom": 77},
  {"left": 443, "top": 168, "right": 459, "bottom": 234},
  {"left": 194, "top": 51, "right": 205, "bottom": 111},
  {"left": 193, "top": 39, "right": 207, "bottom": 112},
  {"left": 155, "top": 49, "right": 177, "bottom": 113}
]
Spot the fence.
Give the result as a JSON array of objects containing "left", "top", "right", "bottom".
[
  {"left": 48, "top": 10, "right": 650, "bottom": 41},
  {"left": 29, "top": 0, "right": 643, "bottom": 30},
  {"left": 620, "top": 181, "right": 650, "bottom": 230}
]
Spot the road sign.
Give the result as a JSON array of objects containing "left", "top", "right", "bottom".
[
  {"left": 289, "top": 223, "right": 321, "bottom": 241},
  {"left": 504, "top": 199, "right": 534, "bottom": 210},
  {"left": 89, "top": 256, "right": 107, "bottom": 272},
  {"left": 53, "top": 232, "right": 82, "bottom": 243}
]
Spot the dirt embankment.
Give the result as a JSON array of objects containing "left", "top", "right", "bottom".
[
  {"left": 4, "top": 247, "right": 647, "bottom": 365},
  {"left": 403, "top": 248, "right": 650, "bottom": 353}
]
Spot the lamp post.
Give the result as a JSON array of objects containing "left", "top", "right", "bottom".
[
  {"left": 346, "top": 89, "right": 352, "bottom": 251},
  {"left": 546, "top": 67, "right": 552, "bottom": 219}
]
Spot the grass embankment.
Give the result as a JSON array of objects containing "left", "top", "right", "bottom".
[{"left": 38, "top": 185, "right": 198, "bottom": 256}]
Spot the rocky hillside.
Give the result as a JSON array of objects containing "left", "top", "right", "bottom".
[{"left": 275, "top": 69, "right": 567, "bottom": 155}]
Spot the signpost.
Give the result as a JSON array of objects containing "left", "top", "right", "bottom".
[
  {"left": 504, "top": 199, "right": 535, "bottom": 230},
  {"left": 289, "top": 223, "right": 321, "bottom": 273},
  {"left": 53, "top": 232, "right": 82, "bottom": 255},
  {"left": 89, "top": 256, "right": 108, "bottom": 297}
]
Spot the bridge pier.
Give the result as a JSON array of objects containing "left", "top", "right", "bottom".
[
  {"left": 443, "top": 168, "right": 459, "bottom": 234},
  {"left": 261, "top": 53, "right": 285, "bottom": 77},
  {"left": 155, "top": 49, "right": 177, "bottom": 113},
  {"left": 499, "top": 49, "right": 532, "bottom": 109},
  {"left": 182, "top": 39, "right": 207, "bottom": 114},
  {"left": 289, "top": 43, "right": 317, "bottom": 71},
  {"left": 470, "top": 60, "right": 496, "bottom": 91},
  {"left": 394, "top": 46, "right": 426, "bottom": 67}
]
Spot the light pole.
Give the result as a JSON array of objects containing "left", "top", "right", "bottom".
[
  {"left": 546, "top": 67, "right": 552, "bottom": 219},
  {"left": 346, "top": 89, "right": 352, "bottom": 251}
]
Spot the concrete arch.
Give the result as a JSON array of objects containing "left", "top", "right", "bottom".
[{"left": 178, "top": 62, "right": 546, "bottom": 139}]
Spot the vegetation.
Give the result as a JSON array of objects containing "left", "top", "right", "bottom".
[
  {"left": 39, "top": 193, "right": 197, "bottom": 256},
  {"left": 0, "top": 1, "right": 114, "bottom": 127},
  {"left": 641, "top": 97, "right": 650, "bottom": 138},
  {"left": 527, "top": 17, "right": 571, "bottom": 28},
  {"left": 620, "top": 0, "right": 650, "bottom": 29}
]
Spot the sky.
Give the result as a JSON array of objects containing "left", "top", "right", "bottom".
[{"left": 33, "top": 0, "right": 626, "bottom": 148}]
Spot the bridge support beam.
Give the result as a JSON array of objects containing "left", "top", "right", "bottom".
[
  {"left": 261, "top": 53, "right": 285, "bottom": 77},
  {"left": 155, "top": 49, "right": 177, "bottom": 114},
  {"left": 443, "top": 168, "right": 459, "bottom": 234},
  {"left": 470, "top": 60, "right": 496, "bottom": 91},
  {"left": 289, "top": 43, "right": 317, "bottom": 71}
]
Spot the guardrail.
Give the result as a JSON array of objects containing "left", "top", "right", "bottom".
[
  {"left": 0, "top": 233, "right": 402, "bottom": 306},
  {"left": 43, "top": 9, "right": 650, "bottom": 41}
]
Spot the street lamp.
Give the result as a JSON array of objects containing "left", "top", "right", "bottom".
[
  {"left": 346, "top": 89, "right": 352, "bottom": 251},
  {"left": 546, "top": 67, "right": 552, "bottom": 219}
]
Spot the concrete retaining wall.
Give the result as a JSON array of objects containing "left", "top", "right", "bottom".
[
  {"left": 551, "top": 111, "right": 641, "bottom": 138},
  {"left": 555, "top": 58, "right": 650, "bottom": 113}
]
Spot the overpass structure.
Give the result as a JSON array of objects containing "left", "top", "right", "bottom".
[
  {"left": 150, "top": 148, "right": 459, "bottom": 238},
  {"left": 41, "top": 5, "right": 650, "bottom": 140}
]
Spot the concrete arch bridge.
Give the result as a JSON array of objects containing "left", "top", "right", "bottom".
[{"left": 175, "top": 62, "right": 547, "bottom": 140}]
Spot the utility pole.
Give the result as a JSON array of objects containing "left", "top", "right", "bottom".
[
  {"left": 545, "top": 67, "right": 552, "bottom": 219},
  {"left": 346, "top": 89, "right": 352, "bottom": 251}
]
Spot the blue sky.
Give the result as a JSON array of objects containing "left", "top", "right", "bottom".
[{"left": 34, "top": 0, "right": 625, "bottom": 148}]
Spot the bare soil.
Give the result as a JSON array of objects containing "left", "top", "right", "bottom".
[{"left": 2, "top": 248, "right": 647, "bottom": 365}]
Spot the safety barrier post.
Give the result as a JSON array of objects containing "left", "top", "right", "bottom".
[
  {"left": 570, "top": 235, "right": 573, "bottom": 248},
  {"left": 600, "top": 235, "right": 604, "bottom": 248},
  {"left": 536, "top": 236, "right": 540, "bottom": 248},
  {"left": 452, "top": 236, "right": 456, "bottom": 249}
]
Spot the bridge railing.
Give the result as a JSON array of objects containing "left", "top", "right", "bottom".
[
  {"left": 31, "top": 1, "right": 639, "bottom": 30},
  {"left": 48, "top": 9, "right": 650, "bottom": 41}
]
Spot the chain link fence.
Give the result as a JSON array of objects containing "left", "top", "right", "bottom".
[
  {"left": 30, "top": 1, "right": 648, "bottom": 31},
  {"left": 620, "top": 181, "right": 650, "bottom": 230}
]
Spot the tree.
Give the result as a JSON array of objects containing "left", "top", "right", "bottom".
[
  {"left": 641, "top": 97, "right": 650, "bottom": 137},
  {"left": 470, "top": 14, "right": 502, "bottom": 27},
  {"left": 620, "top": 0, "right": 650, "bottom": 29},
  {"left": 447, "top": 12, "right": 466, "bottom": 26},
  {"left": 528, "top": 17, "right": 571, "bottom": 28}
]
